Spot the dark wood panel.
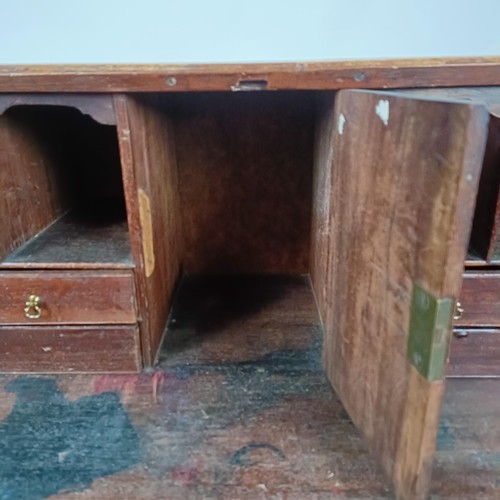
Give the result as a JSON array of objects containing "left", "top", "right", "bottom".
[
  {"left": 469, "top": 115, "right": 500, "bottom": 262},
  {"left": 456, "top": 272, "right": 500, "bottom": 327},
  {"left": 448, "top": 329, "right": 500, "bottom": 377},
  {"left": 0, "top": 58, "right": 500, "bottom": 92},
  {"left": 0, "top": 106, "right": 68, "bottom": 260},
  {"left": 1, "top": 207, "right": 132, "bottom": 267},
  {"left": 323, "top": 90, "right": 488, "bottom": 499},
  {"left": 0, "top": 94, "right": 116, "bottom": 125},
  {"left": 115, "top": 95, "right": 182, "bottom": 367},
  {"left": 0, "top": 271, "right": 136, "bottom": 325},
  {"left": 0, "top": 325, "right": 141, "bottom": 372},
  {"left": 173, "top": 92, "right": 315, "bottom": 274}
]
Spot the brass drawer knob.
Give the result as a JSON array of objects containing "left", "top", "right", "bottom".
[
  {"left": 453, "top": 301, "right": 464, "bottom": 321},
  {"left": 24, "top": 294, "right": 42, "bottom": 319}
]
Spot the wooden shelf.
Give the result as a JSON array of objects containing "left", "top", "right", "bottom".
[{"left": 1, "top": 206, "right": 132, "bottom": 269}]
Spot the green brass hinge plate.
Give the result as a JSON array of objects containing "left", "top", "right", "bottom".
[{"left": 407, "top": 283, "right": 454, "bottom": 381}]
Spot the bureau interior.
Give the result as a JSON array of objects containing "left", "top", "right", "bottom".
[
  {"left": 0, "top": 104, "right": 131, "bottom": 268},
  {"left": 146, "top": 90, "right": 322, "bottom": 358}
]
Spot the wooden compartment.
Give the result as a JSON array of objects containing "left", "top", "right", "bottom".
[
  {"left": 171, "top": 91, "right": 316, "bottom": 274},
  {"left": 0, "top": 97, "right": 142, "bottom": 372},
  {"left": 112, "top": 92, "right": 317, "bottom": 367},
  {"left": 132, "top": 89, "right": 493, "bottom": 498},
  {"left": 0, "top": 100, "right": 131, "bottom": 267}
]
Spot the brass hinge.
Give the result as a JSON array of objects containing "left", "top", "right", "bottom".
[{"left": 407, "top": 283, "right": 454, "bottom": 381}]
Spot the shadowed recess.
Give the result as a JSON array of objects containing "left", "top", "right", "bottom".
[
  {"left": 162, "top": 274, "right": 293, "bottom": 355},
  {"left": 0, "top": 376, "right": 141, "bottom": 500}
]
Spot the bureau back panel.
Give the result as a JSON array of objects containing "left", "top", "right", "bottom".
[{"left": 172, "top": 92, "right": 316, "bottom": 274}]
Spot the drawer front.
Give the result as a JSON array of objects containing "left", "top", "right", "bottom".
[
  {"left": 0, "top": 271, "right": 136, "bottom": 325},
  {"left": 0, "top": 325, "right": 141, "bottom": 372},
  {"left": 449, "top": 328, "right": 500, "bottom": 377},
  {"left": 456, "top": 272, "right": 500, "bottom": 327}
]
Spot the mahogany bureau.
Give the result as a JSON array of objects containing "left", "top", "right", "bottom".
[{"left": 0, "top": 58, "right": 499, "bottom": 499}]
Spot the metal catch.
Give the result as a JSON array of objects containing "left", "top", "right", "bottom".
[{"left": 453, "top": 301, "right": 464, "bottom": 321}]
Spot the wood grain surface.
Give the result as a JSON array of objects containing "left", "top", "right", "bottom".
[
  {"left": 0, "top": 106, "right": 69, "bottom": 260},
  {"left": 0, "top": 325, "right": 140, "bottom": 372},
  {"left": 311, "top": 92, "right": 336, "bottom": 322},
  {"left": 173, "top": 91, "right": 315, "bottom": 274},
  {"left": 0, "top": 57, "right": 500, "bottom": 92},
  {"left": 0, "top": 270, "right": 137, "bottom": 325},
  {"left": 399, "top": 88, "right": 500, "bottom": 263},
  {"left": 456, "top": 272, "right": 500, "bottom": 327},
  {"left": 449, "top": 328, "right": 500, "bottom": 377},
  {"left": 320, "top": 90, "right": 488, "bottom": 499},
  {"left": 115, "top": 95, "right": 182, "bottom": 367}
]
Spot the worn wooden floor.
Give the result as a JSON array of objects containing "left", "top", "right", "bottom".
[{"left": 0, "top": 275, "right": 498, "bottom": 499}]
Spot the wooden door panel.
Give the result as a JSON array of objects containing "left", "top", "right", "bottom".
[{"left": 321, "top": 90, "right": 488, "bottom": 499}]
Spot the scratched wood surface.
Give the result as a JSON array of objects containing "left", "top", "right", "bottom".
[
  {"left": 320, "top": 90, "right": 489, "bottom": 499},
  {"left": 0, "top": 57, "right": 500, "bottom": 92},
  {"left": 394, "top": 89, "right": 500, "bottom": 264},
  {"left": 310, "top": 92, "right": 336, "bottom": 321},
  {"left": 0, "top": 276, "right": 498, "bottom": 499}
]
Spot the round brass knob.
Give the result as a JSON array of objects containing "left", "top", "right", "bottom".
[{"left": 24, "top": 295, "right": 42, "bottom": 319}]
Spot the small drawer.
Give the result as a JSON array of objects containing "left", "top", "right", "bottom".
[
  {"left": 0, "top": 270, "right": 136, "bottom": 325},
  {"left": 456, "top": 272, "right": 500, "bottom": 327},
  {"left": 448, "top": 328, "right": 500, "bottom": 377},
  {"left": 0, "top": 325, "right": 141, "bottom": 372}
]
